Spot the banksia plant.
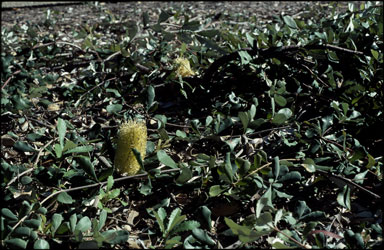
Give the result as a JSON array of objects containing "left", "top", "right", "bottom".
[
  {"left": 114, "top": 120, "right": 147, "bottom": 176},
  {"left": 174, "top": 57, "right": 195, "bottom": 77}
]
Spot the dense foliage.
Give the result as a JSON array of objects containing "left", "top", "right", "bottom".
[{"left": 1, "top": 2, "right": 383, "bottom": 249}]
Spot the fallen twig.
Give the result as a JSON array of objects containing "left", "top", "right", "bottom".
[
  {"left": 5, "top": 139, "right": 55, "bottom": 189},
  {"left": 317, "top": 169, "right": 381, "bottom": 200},
  {"left": 1, "top": 70, "right": 21, "bottom": 90}
]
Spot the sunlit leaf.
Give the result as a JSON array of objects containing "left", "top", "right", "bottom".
[
  {"left": 283, "top": 15, "right": 298, "bottom": 29},
  {"left": 75, "top": 216, "right": 91, "bottom": 233},
  {"left": 337, "top": 185, "right": 351, "bottom": 210},
  {"left": 57, "top": 118, "right": 66, "bottom": 148},
  {"left": 157, "top": 150, "right": 177, "bottom": 168},
  {"left": 57, "top": 192, "right": 74, "bottom": 204},
  {"left": 51, "top": 213, "right": 63, "bottom": 236}
]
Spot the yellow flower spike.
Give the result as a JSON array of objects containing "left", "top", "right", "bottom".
[
  {"left": 174, "top": 57, "right": 195, "bottom": 77},
  {"left": 114, "top": 120, "right": 147, "bottom": 175}
]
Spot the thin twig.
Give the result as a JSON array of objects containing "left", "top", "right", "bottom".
[
  {"left": 301, "top": 64, "right": 330, "bottom": 88},
  {"left": 5, "top": 139, "right": 55, "bottom": 189},
  {"left": 1, "top": 70, "right": 21, "bottom": 90},
  {"left": 77, "top": 77, "right": 117, "bottom": 101},
  {"left": 271, "top": 225, "right": 311, "bottom": 249},
  {"left": 317, "top": 169, "right": 381, "bottom": 200},
  {"left": 321, "top": 137, "right": 353, "bottom": 152}
]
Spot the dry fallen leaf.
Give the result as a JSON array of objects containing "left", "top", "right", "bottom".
[
  {"left": 1, "top": 134, "right": 16, "bottom": 146},
  {"left": 47, "top": 103, "right": 60, "bottom": 111}
]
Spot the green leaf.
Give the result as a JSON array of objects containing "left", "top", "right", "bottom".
[
  {"left": 106, "top": 104, "right": 122, "bottom": 114},
  {"left": 345, "top": 230, "right": 364, "bottom": 248},
  {"left": 107, "top": 175, "right": 114, "bottom": 191},
  {"left": 102, "top": 230, "right": 129, "bottom": 244},
  {"left": 98, "top": 210, "right": 107, "bottom": 232},
  {"left": 224, "top": 152, "right": 234, "bottom": 183},
  {"left": 57, "top": 192, "right": 74, "bottom": 204},
  {"left": 76, "top": 156, "right": 98, "bottom": 181},
  {"left": 24, "top": 219, "right": 41, "bottom": 229},
  {"left": 256, "top": 186, "right": 274, "bottom": 218},
  {"left": 371, "top": 49, "right": 379, "bottom": 60},
  {"left": 20, "top": 176, "right": 32, "bottom": 185},
  {"left": 14, "top": 141, "right": 36, "bottom": 152},
  {"left": 303, "top": 221, "right": 318, "bottom": 237},
  {"left": 272, "top": 156, "right": 280, "bottom": 181},
  {"left": 246, "top": 32, "right": 255, "bottom": 47},
  {"left": 57, "top": 118, "right": 66, "bottom": 148},
  {"left": 153, "top": 207, "right": 166, "bottom": 233},
  {"left": 157, "top": 150, "right": 177, "bottom": 168},
  {"left": 279, "top": 171, "right": 301, "bottom": 182},
  {"left": 126, "top": 20, "right": 138, "bottom": 39},
  {"left": 209, "top": 185, "right": 225, "bottom": 197},
  {"left": 176, "top": 130, "right": 187, "bottom": 138},
  {"left": 205, "top": 116, "right": 213, "bottom": 127},
  {"left": 196, "top": 35, "right": 225, "bottom": 55},
  {"left": 271, "top": 241, "right": 296, "bottom": 249},
  {"left": 256, "top": 212, "right": 273, "bottom": 226},
  {"left": 172, "top": 220, "right": 201, "bottom": 235},
  {"left": 64, "top": 145, "right": 94, "bottom": 155},
  {"left": 165, "top": 236, "right": 182, "bottom": 248},
  {"left": 13, "top": 96, "right": 31, "bottom": 110},
  {"left": 69, "top": 213, "right": 77, "bottom": 233},
  {"left": 75, "top": 216, "right": 91, "bottom": 232},
  {"left": 200, "top": 206, "right": 212, "bottom": 230},
  {"left": 274, "top": 209, "right": 284, "bottom": 226},
  {"left": 19, "top": 201, "right": 32, "bottom": 218},
  {"left": 63, "top": 140, "right": 77, "bottom": 152},
  {"left": 147, "top": 85, "right": 155, "bottom": 111},
  {"left": 143, "top": 11, "right": 149, "bottom": 27},
  {"left": 283, "top": 15, "right": 298, "bottom": 29},
  {"left": 33, "top": 239, "right": 50, "bottom": 249},
  {"left": 1, "top": 208, "right": 18, "bottom": 221},
  {"left": 274, "top": 94, "right": 287, "bottom": 107},
  {"left": 139, "top": 176, "right": 152, "bottom": 195},
  {"left": 301, "top": 158, "right": 316, "bottom": 173},
  {"left": 132, "top": 148, "right": 145, "bottom": 171},
  {"left": 14, "top": 227, "right": 32, "bottom": 237},
  {"left": 225, "top": 137, "right": 241, "bottom": 153},
  {"left": 236, "top": 158, "right": 251, "bottom": 177},
  {"left": 337, "top": 185, "right": 351, "bottom": 210},
  {"left": 5, "top": 238, "right": 28, "bottom": 249},
  {"left": 295, "top": 200, "right": 312, "bottom": 220},
  {"left": 158, "top": 10, "right": 172, "bottom": 23},
  {"left": 238, "top": 50, "right": 252, "bottom": 65},
  {"left": 224, "top": 217, "right": 270, "bottom": 243},
  {"left": 321, "top": 115, "right": 333, "bottom": 135},
  {"left": 192, "top": 228, "right": 215, "bottom": 246},
  {"left": 54, "top": 143, "right": 63, "bottom": 158},
  {"left": 51, "top": 213, "right": 63, "bottom": 236},
  {"left": 167, "top": 208, "right": 186, "bottom": 236},
  {"left": 197, "top": 29, "right": 220, "bottom": 38},
  {"left": 365, "top": 154, "right": 376, "bottom": 169},
  {"left": 272, "top": 108, "right": 292, "bottom": 125},
  {"left": 106, "top": 88, "right": 121, "bottom": 97},
  {"left": 182, "top": 20, "right": 201, "bottom": 31},
  {"left": 249, "top": 104, "right": 257, "bottom": 120},
  {"left": 176, "top": 166, "right": 192, "bottom": 184},
  {"left": 238, "top": 111, "right": 249, "bottom": 132}
]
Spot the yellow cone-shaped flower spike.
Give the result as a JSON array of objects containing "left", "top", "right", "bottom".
[
  {"left": 114, "top": 120, "right": 147, "bottom": 175},
  {"left": 174, "top": 57, "right": 195, "bottom": 77}
]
